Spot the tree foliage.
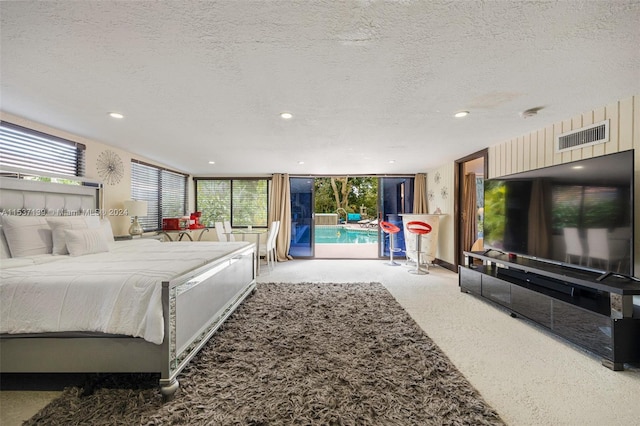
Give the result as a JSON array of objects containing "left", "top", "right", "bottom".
[{"left": 314, "top": 177, "right": 378, "bottom": 219}]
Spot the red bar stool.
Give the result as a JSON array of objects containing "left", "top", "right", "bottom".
[
  {"left": 406, "top": 221, "right": 432, "bottom": 275},
  {"left": 380, "top": 221, "right": 401, "bottom": 266}
]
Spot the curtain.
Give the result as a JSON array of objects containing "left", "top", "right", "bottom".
[
  {"left": 269, "top": 173, "right": 292, "bottom": 261},
  {"left": 462, "top": 173, "right": 477, "bottom": 252},
  {"left": 413, "top": 173, "right": 428, "bottom": 213},
  {"left": 527, "top": 179, "right": 550, "bottom": 258}
]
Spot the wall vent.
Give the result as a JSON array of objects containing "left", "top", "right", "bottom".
[{"left": 556, "top": 120, "right": 609, "bottom": 153}]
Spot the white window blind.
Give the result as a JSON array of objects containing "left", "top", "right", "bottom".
[
  {"left": 131, "top": 160, "right": 187, "bottom": 231},
  {"left": 0, "top": 121, "right": 86, "bottom": 176}
]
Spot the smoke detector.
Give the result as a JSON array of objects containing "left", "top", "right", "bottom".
[{"left": 520, "top": 106, "right": 543, "bottom": 119}]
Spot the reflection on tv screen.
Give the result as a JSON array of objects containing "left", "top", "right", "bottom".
[{"left": 483, "top": 150, "right": 633, "bottom": 275}]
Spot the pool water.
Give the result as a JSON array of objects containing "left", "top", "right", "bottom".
[{"left": 314, "top": 226, "right": 378, "bottom": 244}]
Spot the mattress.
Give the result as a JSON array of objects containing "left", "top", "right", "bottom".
[{"left": 0, "top": 239, "right": 251, "bottom": 344}]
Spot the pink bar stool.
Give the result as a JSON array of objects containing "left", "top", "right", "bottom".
[
  {"left": 406, "top": 221, "right": 432, "bottom": 275},
  {"left": 380, "top": 221, "right": 401, "bottom": 266}
]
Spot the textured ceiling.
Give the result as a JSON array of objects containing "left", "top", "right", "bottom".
[{"left": 1, "top": 1, "right": 639, "bottom": 176}]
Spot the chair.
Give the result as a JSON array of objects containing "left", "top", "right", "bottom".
[
  {"left": 586, "top": 228, "right": 628, "bottom": 272},
  {"left": 563, "top": 228, "right": 583, "bottom": 265},
  {"left": 214, "top": 222, "right": 227, "bottom": 242},
  {"left": 259, "top": 221, "right": 280, "bottom": 271},
  {"left": 406, "top": 221, "right": 432, "bottom": 275},
  {"left": 223, "top": 221, "right": 235, "bottom": 242},
  {"left": 380, "top": 221, "right": 401, "bottom": 266}
]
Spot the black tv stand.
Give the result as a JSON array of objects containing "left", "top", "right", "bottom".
[{"left": 460, "top": 251, "right": 640, "bottom": 370}]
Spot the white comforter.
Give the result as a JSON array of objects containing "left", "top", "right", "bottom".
[{"left": 0, "top": 239, "right": 251, "bottom": 344}]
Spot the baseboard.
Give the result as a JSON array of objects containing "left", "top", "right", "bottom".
[{"left": 434, "top": 258, "right": 456, "bottom": 272}]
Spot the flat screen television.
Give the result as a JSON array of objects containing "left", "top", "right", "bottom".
[{"left": 483, "top": 150, "right": 634, "bottom": 275}]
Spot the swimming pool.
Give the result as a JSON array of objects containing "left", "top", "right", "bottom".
[{"left": 314, "top": 226, "right": 379, "bottom": 244}]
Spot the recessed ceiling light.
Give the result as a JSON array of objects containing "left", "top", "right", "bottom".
[
  {"left": 454, "top": 111, "right": 469, "bottom": 118},
  {"left": 572, "top": 165, "right": 583, "bottom": 169},
  {"left": 389, "top": 160, "right": 396, "bottom": 164},
  {"left": 280, "top": 112, "right": 293, "bottom": 119},
  {"left": 109, "top": 112, "right": 124, "bottom": 119},
  {"left": 208, "top": 161, "right": 215, "bottom": 165},
  {"left": 298, "top": 161, "right": 305, "bottom": 165}
]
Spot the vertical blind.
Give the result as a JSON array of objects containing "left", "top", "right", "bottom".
[
  {"left": 0, "top": 121, "right": 86, "bottom": 176},
  {"left": 131, "top": 160, "right": 187, "bottom": 231}
]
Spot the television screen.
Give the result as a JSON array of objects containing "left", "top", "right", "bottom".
[{"left": 483, "top": 150, "right": 634, "bottom": 275}]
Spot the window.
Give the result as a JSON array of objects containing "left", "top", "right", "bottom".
[
  {"left": 131, "top": 160, "right": 187, "bottom": 231},
  {"left": 195, "top": 179, "right": 268, "bottom": 228},
  {"left": 0, "top": 121, "right": 85, "bottom": 176}
]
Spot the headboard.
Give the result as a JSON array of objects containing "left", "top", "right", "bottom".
[{"left": 0, "top": 174, "right": 102, "bottom": 216}]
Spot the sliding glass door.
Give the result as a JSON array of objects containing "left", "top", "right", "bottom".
[
  {"left": 378, "top": 177, "right": 414, "bottom": 258},
  {"left": 289, "top": 177, "right": 314, "bottom": 258}
]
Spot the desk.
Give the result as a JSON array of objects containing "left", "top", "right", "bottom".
[
  {"left": 225, "top": 229, "right": 268, "bottom": 275},
  {"left": 157, "top": 228, "right": 209, "bottom": 242}
]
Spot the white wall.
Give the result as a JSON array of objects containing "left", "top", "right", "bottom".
[{"left": 426, "top": 163, "right": 455, "bottom": 264}]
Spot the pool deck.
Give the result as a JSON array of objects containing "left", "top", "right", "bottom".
[{"left": 315, "top": 242, "right": 378, "bottom": 259}]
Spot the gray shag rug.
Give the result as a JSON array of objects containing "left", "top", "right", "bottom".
[{"left": 26, "top": 282, "right": 504, "bottom": 425}]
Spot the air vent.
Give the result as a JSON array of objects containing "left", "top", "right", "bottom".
[{"left": 556, "top": 120, "right": 609, "bottom": 152}]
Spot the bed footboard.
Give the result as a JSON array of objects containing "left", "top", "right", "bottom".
[{"left": 160, "top": 244, "right": 256, "bottom": 398}]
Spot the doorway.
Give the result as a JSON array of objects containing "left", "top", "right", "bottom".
[
  {"left": 288, "top": 176, "right": 415, "bottom": 259},
  {"left": 455, "top": 150, "right": 488, "bottom": 267}
]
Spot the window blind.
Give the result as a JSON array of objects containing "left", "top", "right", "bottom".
[
  {"left": 131, "top": 160, "right": 187, "bottom": 231},
  {"left": 0, "top": 121, "right": 86, "bottom": 176}
]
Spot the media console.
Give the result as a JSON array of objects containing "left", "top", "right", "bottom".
[{"left": 460, "top": 251, "right": 640, "bottom": 370}]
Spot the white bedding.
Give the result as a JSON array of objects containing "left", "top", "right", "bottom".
[{"left": 0, "top": 239, "right": 252, "bottom": 344}]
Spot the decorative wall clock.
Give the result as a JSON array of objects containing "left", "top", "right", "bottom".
[{"left": 96, "top": 150, "right": 124, "bottom": 185}]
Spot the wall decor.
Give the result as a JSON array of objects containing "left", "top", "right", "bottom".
[
  {"left": 96, "top": 149, "right": 124, "bottom": 185},
  {"left": 428, "top": 189, "right": 434, "bottom": 202},
  {"left": 440, "top": 186, "right": 448, "bottom": 199},
  {"left": 434, "top": 172, "right": 441, "bottom": 184}
]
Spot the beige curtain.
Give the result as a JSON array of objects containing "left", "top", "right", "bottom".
[
  {"left": 527, "top": 179, "right": 550, "bottom": 258},
  {"left": 413, "top": 173, "right": 428, "bottom": 214},
  {"left": 462, "top": 173, "right": 477, "bottom": 252},
  {"left": 269, "top": 173, "right": 292, "bottom": 261}
]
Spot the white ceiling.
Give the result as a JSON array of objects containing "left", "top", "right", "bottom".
[{"left": 1, "top": 1, "right": 639, "bottom": 176}]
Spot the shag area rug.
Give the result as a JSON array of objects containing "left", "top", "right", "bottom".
[{"left": 26, "top": 282, "right": 504, "bottom": 425}]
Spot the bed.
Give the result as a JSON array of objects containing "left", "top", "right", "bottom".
[{"left": 0, "top": 174, "right": 256, "bottom": 399}]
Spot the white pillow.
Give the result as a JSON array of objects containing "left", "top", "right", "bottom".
[
  {"left": 46, "top": 216, "right": 100, "bottom": 255},
  {"left": 64, "top": 228, "right": 110, "bottom": 257},
  {"left": 0, "top": 226, "right": 11, "bottom": 259},
  {"left": 100, "top": 218, "right": 115, "bottom": 243},
  {"left": 1, "top": 216, "right": 53, "bottom": 258}
]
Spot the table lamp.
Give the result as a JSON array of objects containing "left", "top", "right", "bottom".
[{"left": 123, "top": 200, "right": 148, "bottom": 236}]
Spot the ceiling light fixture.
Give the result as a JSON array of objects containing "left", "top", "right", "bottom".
[
  {"left": 208, "top": 161, "right": 215, "bottom": 165},
  {"left": 298, "top": 161, "right": 305, "bottom": 165},
  {"left": 389, "top": 160, "right": 396, "bottom": 164},
  {"left": 109, "top": 112, "right": 124, "bottom": 119},
  {"left": 454, "top": 111, "right": 469, "bottom": 118},
  {"left": 280, "top": 112, "right": 293, "bottom": 119}
]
